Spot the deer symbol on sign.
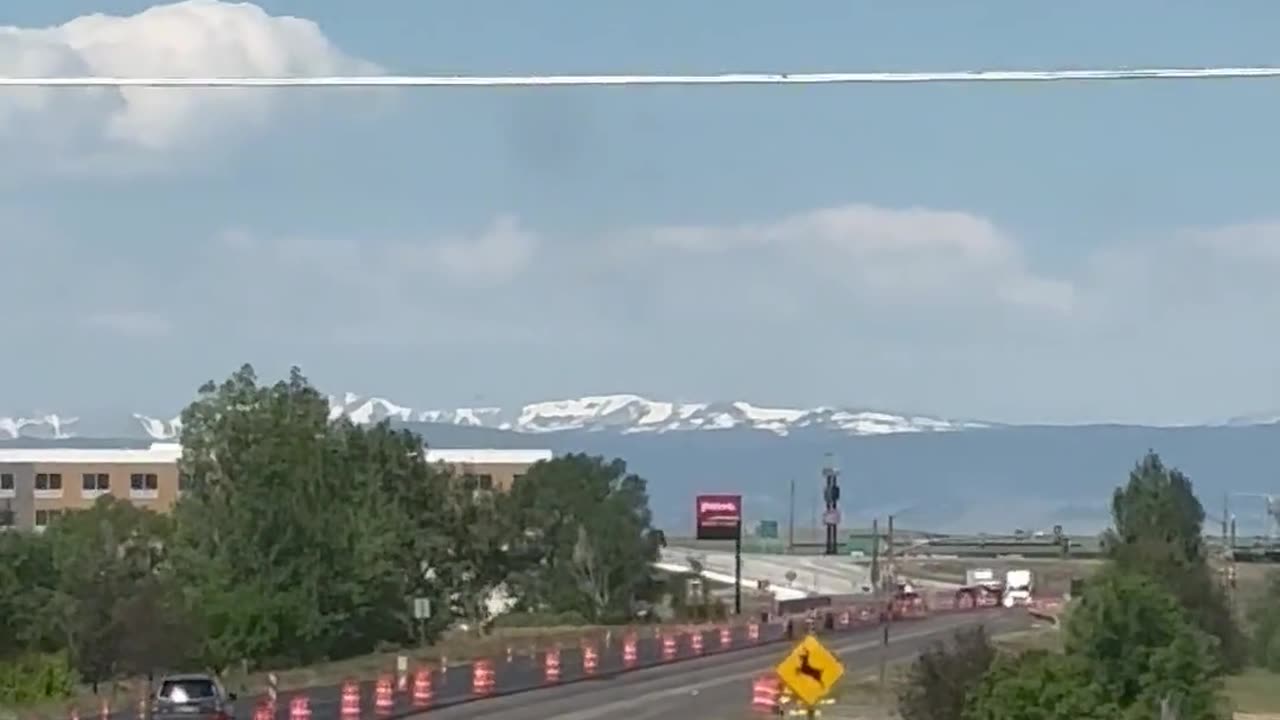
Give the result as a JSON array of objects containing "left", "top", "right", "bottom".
[{"left": 796, "top": 648, "right": 824, "bottom": 685}]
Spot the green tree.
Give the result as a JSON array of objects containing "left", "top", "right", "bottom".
[
  {"left": 419, "top": 472, "right": 512, "bottom": 633},
  {"left": 1105, "top": 451, "right": 1245, "bottom": 671},
  {"left": 0, "top": 530, "right": 58, "bottom": 658},
  {"left": 1063, "top": 567, "right": 1223, "bottom": 717},
  {"left": 965, "top": 651, "right": 1117, "bottom": 720},
  {"left": 42, "top": 497, "right": 176, "bottom": 684},
  {"left": 503, "top": 454, "right": 661, "bottom": 621},
  {"left": 1246, "top": 570, "right": 1280, "bottom": 671},
  {"left": 170, "top": 365, "right": 422, "bottom": 668},
  {"left": 898, "top": 625, "right": 997, "bottom": 720}
]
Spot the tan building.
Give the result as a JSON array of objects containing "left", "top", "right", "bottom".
[
  {"left": 0, "top": 444, "right": 551, "bottom": 532},
  {"left": 0, "top": 443, "right": 183, "bottom": 532},
  {"left": 424, "top": 448, "right": 553, "bottom": 492}
]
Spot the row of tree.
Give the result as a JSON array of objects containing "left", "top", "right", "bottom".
[
  {"left": 900, "top": 451, "right": 1267, "bottom": 720},
  {"left": 0, "top": 365, "right": 664, "bottom": 703}
]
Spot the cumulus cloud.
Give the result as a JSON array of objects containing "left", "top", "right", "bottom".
[
  {"left": 611, "top": 203, "right": 1077, "bottom": 315},
  {"left": 0, "top": 0, "right": 377, "bottom": 155}
]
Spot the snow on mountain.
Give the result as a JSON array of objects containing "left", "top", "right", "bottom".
[
  {"left": 330, "top": 393, "right": 989, "bottom": 437},
  {"left": 0, "top": 393, "right": 988, "bottom": 440},
  {"left": 5, "top": 393, "right": 1278, "bottom": 441}
]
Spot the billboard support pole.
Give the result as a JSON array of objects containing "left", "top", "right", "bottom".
[{"left": 734, "top": 524, "right": 743, "bottom": 615}]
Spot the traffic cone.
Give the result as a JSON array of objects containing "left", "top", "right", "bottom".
[
  {"left": 374, "top": 675, "right": 393, "bottom": 716},
  {"left": 339, "top": 681, "right": 360, "bottom": 720},
  {"left": 287, "top": 697, "right": 310, "bottom": 720},
  {"left": 544, "top": 649, "right": 561, "bottom": 682},
  {"left": 471, "top": 660, "right": 495, "bottom": 696},
  {"left": 411, "top": 668, "right": 433, "bottom": 708},
  {"left": 622, "top": 635, "right": 639, "bottom": 668},
  {"left": 750, "top": 675, "right": 781, "bottom": 714}
]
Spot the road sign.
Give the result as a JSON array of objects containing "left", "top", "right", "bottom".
[
  {"left": 412, "top": 597, "right": 432, "bottom": 619},
  {"left": 774, "top": 634, "right": 845, "bottom": 708}
]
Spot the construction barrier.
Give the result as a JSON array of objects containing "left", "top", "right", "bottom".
[
  {"left": 661, "top": 634, "right": 677, "bottom": 661},
  {"left": 471, "top": 660, "right": 495, "bottom": 696},
  {"left": 374, "top": 675, "right": 393, "bottom": 716},
  {"left": 582, "top": 643, "right": 599, "bottom": 675},
  {"left": 623, "top": 635, "right": 638, "bottom": 667},
  {"left": 719, "top": 626, "right": 732, "bottom": 648},
  {"left": 748, "top": 622, "right": 760, "bottom": 642},
  {"left": 750, "top": 674, "right": 782, "bottom": 714},
  {"left": 544, "top": 648, "right": 561, "bottom": 683},
  {"left": 287, "top": 696, "right": 310, "bottom": 720},
  {"left": 253, "top": 704, "right": 272, "bottom": 720},
  {"left": 99, "top": 698, "right": 110, "bottom": 720},
  {"left": 411, "top": 668, "right": 433, "bottom": 708},
  {"left": 690, "top": 630, "right": 704, "bottom": 655},
  {"left": 339, "top": 681, "right": 360, "bottom": 720}
]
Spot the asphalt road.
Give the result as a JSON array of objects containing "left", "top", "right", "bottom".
[{"left": 415, "top": 609, "right": 1029, "bottom": 720}]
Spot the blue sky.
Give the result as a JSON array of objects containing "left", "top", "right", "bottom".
[{"left": 2, "top": 0, "right": 1280, "bottom": 423}]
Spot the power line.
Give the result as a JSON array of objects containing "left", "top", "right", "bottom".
[{"left": 1, "top": 66, "right": 1280, "bottom": 88}]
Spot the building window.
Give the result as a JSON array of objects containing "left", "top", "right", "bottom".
[
  {"left": 34, "top": 508, "right": 64, "bottom": 529},
  {"left": 34, "top": 473, "right": 63, "bottom": 497},
  {"left": 82, "top": 473, "right": 110, "bottom": 496},
  {"left": 512, "top": 473, "right": 526, "bottom": 485},
  {"left": 475, "top": 474, "right": 494, "bottom": 491},
  {"left": 130, "top": 473, "right": 159, "bottom": 498},
  {"left": 0, "top": 473, "right": 13, "bottom": 497}
]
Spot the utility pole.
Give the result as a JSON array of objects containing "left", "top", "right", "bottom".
[
  {"left": 879, "top": 513, "right": 896, "bottom": 707},
  {"left": 787, "top": 479, "right": 796, "bottom": 553},
  {"left": 886, "top": 514, "right": 896, "bottom": 589},
  {"left": 870, "top": 517, "right": 881, "bottom": 589}
]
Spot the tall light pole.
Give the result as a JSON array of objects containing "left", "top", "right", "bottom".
[{"left": 822, "top": 453, "right": 841, "bottom": 556}]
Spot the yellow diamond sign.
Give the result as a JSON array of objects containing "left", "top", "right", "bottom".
[{"left": 774, "top": 634, "right": 845, "bottom": 707}]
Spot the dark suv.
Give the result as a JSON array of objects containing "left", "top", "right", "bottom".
[{"left": 152, "top": 674, "right": 237, "bottom": 720}]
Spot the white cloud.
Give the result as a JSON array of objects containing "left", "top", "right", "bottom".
[
  {"left": 83, "top": 310, "right": 171, "bottom": 338},
  {"left": 612, "top": 203, "right": 1077, "bottom": 314},
  {"left": 0, "top": 0, "right": 377, "bottom": 153}
]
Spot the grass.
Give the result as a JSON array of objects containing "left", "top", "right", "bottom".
[
  {"left": 1225, "top": 670, "right": 1280, "bottom": 716},
  {"left": 13, "top": 622, "right": 694, "bottom": 720}
]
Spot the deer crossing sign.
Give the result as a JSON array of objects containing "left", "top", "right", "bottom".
[{"left": 774, "top": 634, "right": 846, "bottom": 708}]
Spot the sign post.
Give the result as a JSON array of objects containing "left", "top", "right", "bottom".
[
  {"left": 775, "top": 634, "right": 846, "bottom": 716},
  {"left": 695, "top": 494, "right": 743, "bottom": 614}
]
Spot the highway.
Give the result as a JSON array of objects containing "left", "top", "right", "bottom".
[{"left": 416, "top": 609, "right": 1029, "bottom": 720}]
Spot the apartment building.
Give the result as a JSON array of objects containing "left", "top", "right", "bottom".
[
  {"left": 424, "top": 448, "right": 553, "bottom": 492},
  {"left": 0, "top": 443, "right": 183, "bottom": 532},
  {"left": 0, "top": 443, "right": 552, "bottom": 531}
]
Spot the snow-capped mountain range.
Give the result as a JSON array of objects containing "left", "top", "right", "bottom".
[
  {"left": 0, "top": 393, "right": 990, "bottom": 440},
  {"left": 2, "top": 392, "right": 1278, "bottom": 442}
]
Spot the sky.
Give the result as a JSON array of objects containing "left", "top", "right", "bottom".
[{"left": 2, "top": 0, "right": 1280, "bottom": 424}]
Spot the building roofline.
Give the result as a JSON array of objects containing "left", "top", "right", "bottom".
[
  {"left": 0, "top": 443, "right": 553, "bottom": 466},
  {"left": 424, "top": 448, "right": 554, "bottom": 465}
]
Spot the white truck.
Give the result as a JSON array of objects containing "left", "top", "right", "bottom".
[
  {"left": 1002, "top": 569, "right": 1034, "bottom": 608},
  {"left": 965, "top": 567, "right": 1003, "bottom": 591}
]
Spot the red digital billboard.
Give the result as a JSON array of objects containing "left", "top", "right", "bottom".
[{"left": 695, "top": 494, "right": 742, "bottom": 540}]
